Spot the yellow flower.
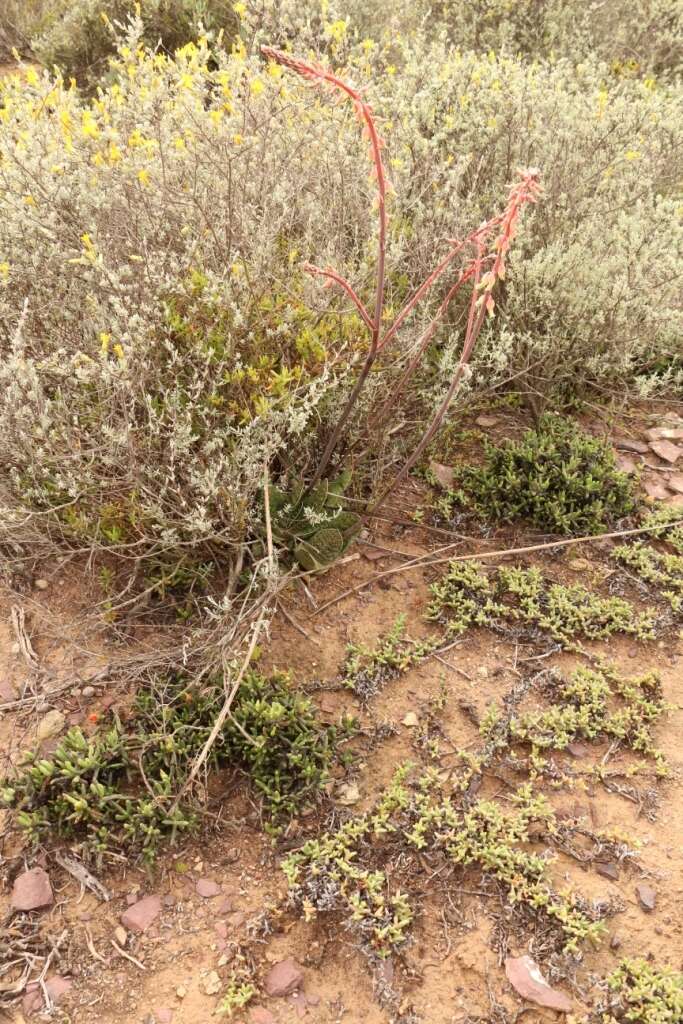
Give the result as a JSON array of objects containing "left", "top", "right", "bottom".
[
  {"left": 81, "top": 110, "right": 100, "bottom": 139},
  {"left": 25, "top": 68, "right": 39, "bottom": 87},
  {"left": 210, "top": 108, "right": 223, "bottom": 126},
  {"left": 625, "top": 150, "right": 640, "bottom": 161},
  {"left": 232, "top": 133, "right": 244, "bottom": 146},
  {"left": 137, "top": 168, "right": 150, "bottom": 186},
  {"left": 179, "top": 73, "right": 194, "bottom": 90},
  {"left": 173, "top": 136, "right": 186, "bottom": 150},
  {"left": 108, "top": 142, "right": 122, "bottom": 163},
  {"left": 113, "top": 343, "right": 125, "bottom": 361},
  {"left": 23, "top": 194, "right": 36, "bottom": 206},
  {"left": 128, "top": 128, "right": 144, "bottom": 148},
  {"left": 233, "top": 2, "right": 246, "bottom": 16},
  {"left": 0, "top": 262, "right": 9, "bottom": 279},
  {"left": 100, "top": 332, "right": 111, "bottom": 354},
  {"left": 250, "top": 78, "right": 265, "bottom": 97}
]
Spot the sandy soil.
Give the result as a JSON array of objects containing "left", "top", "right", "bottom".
[{"left": 1, "top": 407, "right": 681, "bottom": 1024}]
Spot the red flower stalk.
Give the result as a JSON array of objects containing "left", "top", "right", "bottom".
[{"left": 262, "top": 46, "right": 540, "bottom": 499}]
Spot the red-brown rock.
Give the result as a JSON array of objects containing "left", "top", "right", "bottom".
[
  {"left": 12, "top": 868, "right": 53, "bottom": 911},
  {"left": 196, "top": 878, "right": 221, "bottom": 898},
  {"left": 263, "top": 958, "right": 304, "bottom": 997},
  {"left": 505, "top": 956, "right": 572, "bottom": 1012},
  {"left": 636, "top": 883, "right": 657, "bottom": 911},
  {"left": 22, "top": 975, "right": 72, "bottom": 1015},
  {"left": 120, "top": 895, "right": 161, "bottom": 933}
]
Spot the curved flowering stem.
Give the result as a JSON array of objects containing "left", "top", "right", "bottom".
[
  {"left": 302, "top": 263, "right": 374, "bottom": 330},
  {"left": 261, "top": 46, "right": 388, "bottom": 487},
  {"left": 372, "top": 168, "right": 542, "bottom": 510}
]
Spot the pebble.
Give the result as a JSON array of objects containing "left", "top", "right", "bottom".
[
  {"left": 196, "top": 878, "right": 221, "bottom": 898},
  {"left": 82, "top": 685, "right": 96, "bottom": 698},
  {"left": 11, "top": 867, "right": 54, "bottom": 911},
  {"left": 34, "top": 578, "right": 49, "bottom": 590},
  {"left": 120, "top": 895, "right": 162, "bottom": 933},
  {"left": 402, "top": 711, "right": 419, "bottom": 727},
  {"left": 37, "top": 709, "right": 66, "bottom": 741},
  {"left": 114, "top": 925, "right": 127, "bottom": 946},
  {"left": 596, "top": 861, "right": 620, "bottom": 881},
  {"left": 636, "top": 883, "right": 657, "bottom": 912},
  {"left": 203, "top": 971, "right": 222, "bottom": 996},
  {"left": 264, "top": 959, "right": 304, "bottom": 998},
  {"left": 504, "top": 955, "right": 572, "bottom": 1012},
  {"left": 175, "top": 986, "right": 187, "bottom": 999},
  {"left": 336, "top": 781, "right": 360, "bottom": 805}
]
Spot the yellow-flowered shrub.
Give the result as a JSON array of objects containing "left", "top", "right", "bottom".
[{"left": 0, "top": 26, "right": 376, "bottom": 598}]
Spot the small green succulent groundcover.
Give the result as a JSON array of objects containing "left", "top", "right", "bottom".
[
  {"left": 1, "top": 670, "right": 354, "bottom": 863},
  {"left": 594, "top": 959, "right": 683, "bottom": 1024},
  {"left": 440, "top": 414, "right": 636, "bottom": 535},
  {"left": 266, "top": 470, "right": 362, "bottom": 570}
]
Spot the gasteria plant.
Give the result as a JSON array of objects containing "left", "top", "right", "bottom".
[{"left": 261, "top": 46, "right": 541, "bottom": 504}]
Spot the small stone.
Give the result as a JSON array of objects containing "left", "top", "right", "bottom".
[
  {"left": 217, "top": 897, "right": 234, "bottom": 914},
  {"left": 250, "top": 1009, "right": 276, "bottom": 1024},
  {"left": 596, "top": 862, "right": 620, "bottom": 881},
  {"left": 336, "top": 782, "right": 360, "bottom": 805},
  {"left": 224, "top": 848, "right": 239, "bottom": 864},
  {"left": 34, "top": 578, "right": 49, "bottom": 590},
  {"left": 668, "top": 473, "right": 683, "bottom": 494},
  {"left": 504, "top": 955, "right": 572, "bottom": 1012},
  {"left": 214, "top": 922, "right": 228, "bottom": 940},
  {"left": 636, "top": 883, "right": 657, "bottom": 911},
  {"left": 196, "top": 878, "right": 221, "bottom": 898},
  {"left": 650, "top": 440, "right": 682, "bottom": 463},
  {"left": 643, "top": 476, "right": 670, "bottom": 501},
  {"left": 567, "top": 557, "right": 592, "bottom": 572},
  {"left": 22, "top": 975, "right": 72, "bottom": 1016},
  {"left": 477, "top": 665, "right": 488, "bottom": 678},
  {"left": 263, "top": 959, "right": 304, "bottom": 998},
  {"left": 615, "top": 454, "right": 637, "bottom": 475},
  {"left": 37, "top": 709, "right": 65, "bottom": 741},
  {"left": 12, "top": 867, "right": 54, "bottom": 911},
  {"left": 156, "top": 1011, "right": 174, "bottom": 1024},
  {"left": 81, "top": 685, "right": 96, "bottom": 698},
  {"left": 203, "top": 970, "right": 222, "bottom": 996},
  {"left": 402, "top": 711, "right": 419, "bottom": 728},
  {"left": 428, "top": 461, "right": 455, "bottom": 489},
  {"left": 566, "top": 742, "right": 588, "bottom": 757},
  {"left": 646, "top": 426, "right": 683, "bottom": 441},
  {"left": 610, "top": 934, "right": 622, "bottom": 950},
  {"left": 475, "top": 414, "right": 499, "bottom": 427},
  {"left": 114, "top": 925, "right": 127, "bottom": 946},
  {"left": 175, "top": 986, "right": 187, "bottom": 999},
  {"left": 120, "top": 895, "right": 162, "bottom": 933}
]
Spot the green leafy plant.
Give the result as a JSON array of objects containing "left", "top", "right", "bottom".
[
  {"left": 481, "top": 664, "right": 672, "bottom": 778},
  {"left": 641, "top": 506, "right": 683, "bottom": 555},
  {"left": 613, "top": 541, "right": 683, "bottom": 613},
  {"left": 342, "top": 615, "right": 438, "bottom": 700},
  {"left": 438, "top": 415, "right": 636, "bottom": 535},
  {"left": 217, "top": 977, "right": 257, "bottom": 1018},
  {"left": 284, "top": 766, "right": 607, "bottom": 958},
  {"left": 266, "top": 471, "right": 362, "bottom": 570},
  {"left": 588, "top": 958, "right": 683, "bottom": 1024},
  {"left": 1, "top": 670, "right": 353, "bottom": 862},
  {"left": 428, "top": 560, "right": 656, "bottom": 647}
]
